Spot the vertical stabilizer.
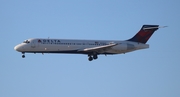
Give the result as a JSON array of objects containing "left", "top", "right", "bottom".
[{"left": 127, "top": 25, "right": 159, "bottom": 43}]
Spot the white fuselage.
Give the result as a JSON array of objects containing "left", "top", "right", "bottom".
[{"left": 14, "top": 38, "right": 149, "bottom": 55}]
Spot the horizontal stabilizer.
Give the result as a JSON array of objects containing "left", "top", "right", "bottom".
[{"left": 143, "top": 26, "right": 167, "bottom": 30}]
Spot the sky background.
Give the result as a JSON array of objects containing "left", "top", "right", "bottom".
[{"left": 1, "top": 0, "right": 180, "bottom": 97}]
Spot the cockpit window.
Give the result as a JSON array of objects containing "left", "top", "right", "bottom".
[{"left": 23, "top": 40, "right": 30, "bottom": 43}]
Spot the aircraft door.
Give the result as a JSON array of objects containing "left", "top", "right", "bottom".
[{"left": 31, "top": 41, "right": 36, "bottom": 48}]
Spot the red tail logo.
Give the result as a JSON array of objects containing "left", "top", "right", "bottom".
[{"left": 127, "top": 25, "right": 159, "bottom": 43}]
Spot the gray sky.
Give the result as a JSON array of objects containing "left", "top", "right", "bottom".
[{"left": 1, "top": 0, "right": 180, "bottom": 97}]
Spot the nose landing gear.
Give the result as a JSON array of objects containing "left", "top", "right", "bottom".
[{"left": 22, "top": 52, "right": 25, "bottom": 58}]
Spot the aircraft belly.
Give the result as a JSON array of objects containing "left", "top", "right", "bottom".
[
  {"left": 25, "top": 43, "right": 137, "bottom": 54},
  {"left": 105, "top": 49, "right": 123, "bottom": 54},
  {"left": 59, "top": 46, "right": 78, "bottom": 51},
  {"left": 49, "top": 45, "right": 78, "bottom": 51},
  {"left": 26, "top": 44, "right": 79, "bottom": 52}
]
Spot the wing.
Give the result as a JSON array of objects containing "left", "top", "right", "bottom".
[{"left": 78, "top": 43, "right": 118, "bottom": 53}]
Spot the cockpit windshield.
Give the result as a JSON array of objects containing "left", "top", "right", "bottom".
[{"left": 23, "top": 40, "right": 30, "bottom": 43}]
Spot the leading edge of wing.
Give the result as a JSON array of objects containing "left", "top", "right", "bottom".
[{"left": 78, "top": 43, "right": 118, "bottom": 52}]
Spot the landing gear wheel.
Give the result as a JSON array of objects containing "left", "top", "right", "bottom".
[
  {"left": 22, "top": 52, "right": 25, "bottom": 58},
  {"left": 22, "top": 55, "right": 25, "bottom": 58},
  {"left": 88, "top": 56, "right": 93, "bottom": 61},
  {"left": 93, "top": 55, "right": 98, "bottom": 59}
]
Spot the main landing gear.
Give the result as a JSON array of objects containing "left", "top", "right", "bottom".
[
  {"left": 88, "top": 54, "right": 98, "bottom": 61},
  {"left": 22, "top": 52, "right": 25, "bottom": 58}
]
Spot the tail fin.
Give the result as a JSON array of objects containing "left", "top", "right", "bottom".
[{"left": 127, "top": 25, "right": 159, "bottom": 44}]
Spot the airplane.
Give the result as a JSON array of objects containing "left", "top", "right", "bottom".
[{"left": 14, "top": 25, "right": 166, "bottom": 61}]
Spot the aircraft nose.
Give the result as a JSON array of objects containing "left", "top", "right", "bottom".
[{"left": 14, "top": 45, "right": 23, "bottom": 52}]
